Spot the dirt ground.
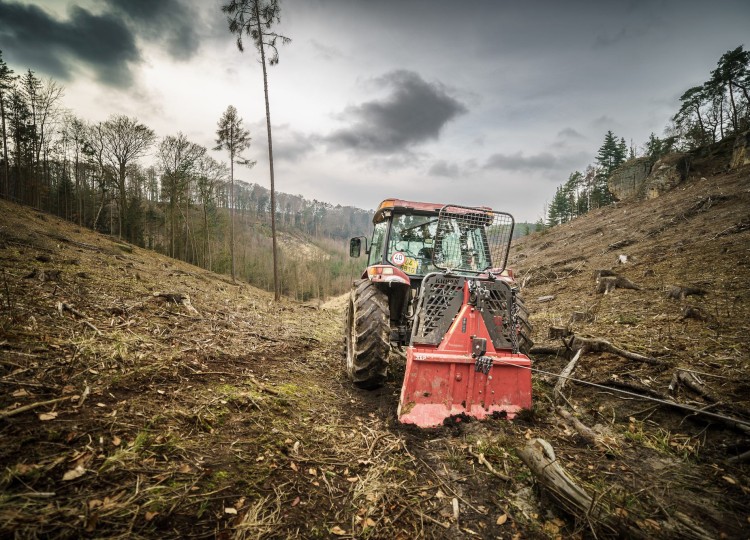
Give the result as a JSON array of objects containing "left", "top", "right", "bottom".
[{"left": 1, "top": 153, "right": 749, "bottom": 539}]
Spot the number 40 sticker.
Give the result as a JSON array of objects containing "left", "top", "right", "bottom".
[{"left": 392, "top": 252, "right": 405, "bottom": 266}]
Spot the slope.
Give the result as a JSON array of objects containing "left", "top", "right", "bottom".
[
  {"left": 508, "top": 157, "right": 750, "bottom": 537},
  {"left": 0, "top": 155, "right": 749, "bottom": 539}
]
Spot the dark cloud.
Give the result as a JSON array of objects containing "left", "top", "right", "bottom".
[
  {"left": 103, "top": 0, "right": 199, "bottom": 60},
  {"left": 483, "top": 151, "right": 588, "bottom": 173},
  {"left": 0, "top": 1, "right": 139, "bottom": 85},
  {"left": 428, "top": 160, "right": 460, "bottom": 178},
  {"left": 327, "top": 70, "right": 467, "bottom": 153},
  {"left": 274, "top": 128, "right": 318, "bottom": 163},
  {"left": 0, "top": 0, "right": 203, "bottom": 87},
  {"left": 557, "top": 128, "right": 585, "bottom": 140}
]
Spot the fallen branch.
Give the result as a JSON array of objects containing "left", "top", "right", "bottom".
[
  {"left": 675, "top": 370, "right": 721, "bottom": 403},
  {"left": 727, "top": 449, "right": 750, "bottom": 464},
  {"left": 554, "top": 349, "right": 582, "bottom": 404},
  {"left": 57, "top": 302, "right": 86, "bottom": 319},
  {"left": 556, "top": 407, "right": 598, "bottom": 446},
  {"left": 467, "top": 447, "right": 510, "bottom": 481},
  {"left": 568, "top": 335, "right": 662, "bottom": 365},
  {"left": 600, "top": 378, "right": 667, "bottom": 399},
  {"left": 0, "top": 396, "right": 71, "bottom": 419},
  {"left": 593, "top": 379, "right": 750, "bottom": 435},
  {"left": 56, "top": 302, "right": 103, "bottom": 335}
]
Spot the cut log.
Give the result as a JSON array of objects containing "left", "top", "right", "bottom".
[
  {"left": 596, "top": 275, "right": 640, "bottom": 294},
  {"left": 666, "top": 285, "right": 707, "bottom": 300},
  {"left": 680, "top": 306, "right": 709, "bottom": 322},
  {"left": 548, "top": 326, "right": 572, "bottom": 339},
  {"left": 517, "top": 438, "right": 610, "bottom": 528},
  {"left": 569, "top": 310, "right": 595, "bottom": 324},
  {"left": 593, "top": 269, "right": 617, "bottom": 279}
]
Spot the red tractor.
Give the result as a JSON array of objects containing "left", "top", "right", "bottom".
[{"left": 346, "top": 199, "right": 533, "bottom": 427}]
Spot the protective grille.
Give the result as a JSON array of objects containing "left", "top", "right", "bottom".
[
  {"left": 477, "top": 280, "right": 516, "bottom": 351},
  {"left": 432, "top": 205, "right": 514, "bottom": 274},
  {"left": 411, "top": 274, "right": 465, "bottom": 345}
]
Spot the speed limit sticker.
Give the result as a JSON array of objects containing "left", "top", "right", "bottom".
[{"left": 392, "top": 252, "right": 405, "bottom": 266}]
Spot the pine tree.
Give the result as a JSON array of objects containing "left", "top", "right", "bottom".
[{"left": 215, "top": 105, "right": 253, "bottom": 283}]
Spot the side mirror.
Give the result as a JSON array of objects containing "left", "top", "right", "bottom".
[{"left": 349, "top": 237, "right": 362, "bottom": 258}]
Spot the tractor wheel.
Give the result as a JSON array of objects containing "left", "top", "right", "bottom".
[
  {"left": 516, "top": 294, "right": 534, "bottom": 355},
  {"left": 345, "top": 279, "right": 390, "bottom": 389}
]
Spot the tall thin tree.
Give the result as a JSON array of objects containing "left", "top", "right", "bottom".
[
  {"left": 0, "top": 51, "right": 15, "bottom": 199},
  {"left": 215, "top": 105, "right": 252, "bottom": 283},
  {"left": 222, "top": 0, "right": 290, "bottom": 300}
]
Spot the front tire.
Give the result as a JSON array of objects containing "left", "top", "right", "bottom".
[{"left": 345, "top": 279, "right": 390, "bottom": 389}]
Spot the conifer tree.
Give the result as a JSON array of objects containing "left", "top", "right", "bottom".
[{"left": 215, "top": 105, "right": 252, "bottom": 283}]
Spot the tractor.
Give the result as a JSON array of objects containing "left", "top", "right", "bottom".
[{"left": 346, "top": 199, "right": 533, "bottom": 427}]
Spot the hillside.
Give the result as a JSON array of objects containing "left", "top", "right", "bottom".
[{"left": 0, "top": 155, "right": 749, "bottom": 539}]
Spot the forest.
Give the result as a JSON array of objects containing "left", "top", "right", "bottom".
[
  {"left": 544, "top": 45, "right": 750, "bottom": 227},
  {"left": 0, "top": 50, "right": 373, "bottom": 300}
]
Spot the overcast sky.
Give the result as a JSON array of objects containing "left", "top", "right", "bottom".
[{"left": 1, "top": 0, "right": 748, "bottom": 221}]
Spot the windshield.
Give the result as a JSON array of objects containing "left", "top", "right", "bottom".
[{"left": 386, "top": 214, "right": 441, "bottom": 275}]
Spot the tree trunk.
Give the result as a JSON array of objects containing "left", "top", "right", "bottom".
[
  {"left": 256, "top": 6, "right": 280, "bottom": 301},
  {"left": 728, "top": 80, "right": 738, "bottom": 132},
  {"left": 230, "top": 157, "right": 235, "bottom": 283},
  {"left": 118, "top": 162, "right": 126, "bottom": 240},
  {"left": 0, "top": 88, "right": 8, "bottom": 199}
]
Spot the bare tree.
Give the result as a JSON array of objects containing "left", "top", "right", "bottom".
[
  {"left": 215, "top": 105, "right": 253, "bottom": 283},
  {"left": 158, "top": 133, "right": 206, "bottom": 258},
  {"left": 196, "top": 155, "right": 228, "bottom": 270},
  {"left": 222, "top": 0, "right": 290, "bottom": 300},
  {"left": 61, "top": 114, "right": 88, "bottom": 225},
  {"left": 99, "top": 115, "right": 155, "bottom": 240}
]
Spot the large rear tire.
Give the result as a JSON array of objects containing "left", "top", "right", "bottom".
[
  {"left": 345, "top": 279, "right": 390, "bottom": 389},
  {"left": 516, "top": 294, "right": 534, "bottom": 355}
]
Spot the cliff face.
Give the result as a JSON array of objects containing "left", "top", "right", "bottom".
[
  {"left": 643, "top": 153, "right": 690, "bottom": 199},
  {"left": 608, "top": 133, "right": 749, "bottom": 202},
  {"left": 607, "top": 157, "right": 652, "bottom": 201},
  {"left": 731, "top": 130, "right": 750, "bottom": 169}
]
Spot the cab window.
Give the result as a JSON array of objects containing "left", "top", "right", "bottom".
[{"left": 368, "top": 221, "right": 387, "bottom": 266}]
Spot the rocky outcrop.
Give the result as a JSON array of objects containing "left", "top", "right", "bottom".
[
  {"left": 730, "top": 131, "right": 750, "bottom": 169},
  {"left": 608, "top": 157, "right": 653, "bottom": 201},
  {"left": 643, "top": 153, "right": 690, "bottom": 199}
]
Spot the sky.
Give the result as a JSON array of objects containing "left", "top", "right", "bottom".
[{"left": 1, "top": 0, "right": 748, "bottom": 222}]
